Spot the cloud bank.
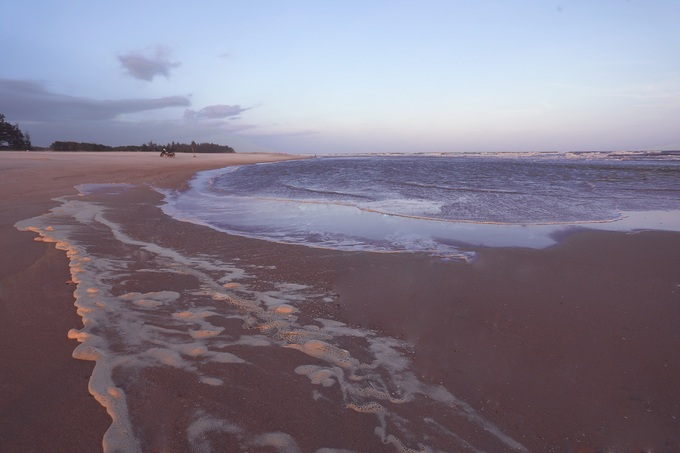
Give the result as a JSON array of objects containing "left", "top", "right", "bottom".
[
  {"left": 0, "top": 78, "right": 262, "bottom": 148},
  {"left": 0, "top": 78, "right": 190, "bottom": 122}
]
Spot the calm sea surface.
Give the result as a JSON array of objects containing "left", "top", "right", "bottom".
[{"left": 162, "top": 152, "right": 680, "bottom": 257}]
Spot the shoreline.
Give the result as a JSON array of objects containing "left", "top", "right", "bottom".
[
  {"left": 1, "top": 151, "right": 679, "bottom": 451},
  {"left": 0, "top": 151, "right": 305, "bottom": 452}
]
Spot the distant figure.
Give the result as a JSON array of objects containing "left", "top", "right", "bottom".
[{"left": 160, "top": 148, "right": 167, "bottom": 157}]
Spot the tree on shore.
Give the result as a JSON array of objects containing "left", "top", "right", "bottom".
[
  {"left": 51, "top": 141, "right": 113, "bottom": 151},
  {"left": 0, "top": 114, "right": 32, "bottom": 150}
]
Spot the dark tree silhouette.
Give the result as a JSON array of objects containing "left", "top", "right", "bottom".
[
  {"left": 49, "top": 139, "right": 235, "bottom": 153},
  {"left": 0, "top": 113, "right": 31, "bottom": 149}
]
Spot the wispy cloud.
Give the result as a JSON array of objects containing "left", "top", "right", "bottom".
[
  {"left": 118, "top": 46, "right": 180, "bottom": 81},
  {"left": 603, "top": 74, "right": 680, "bottom": 113},
  {"left": 0, "top": 78, "right": 190, "bottom": 121},
  {"left": 184, "top": 104, "right": 251, "bottom": 120},
  {"left": 611, "top": 82, "right": 680, "bottom": 102}
]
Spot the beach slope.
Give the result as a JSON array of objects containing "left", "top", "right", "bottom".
[
  {"left": 0, "top": 151, "right": 303, "bottom": 452},
  {"left": 1, "top": 151, "right": 678, "bottom": 452}
]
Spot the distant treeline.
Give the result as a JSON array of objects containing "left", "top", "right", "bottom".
[{"left": 50, "top": 140, "right": 235, "bottom": 153}]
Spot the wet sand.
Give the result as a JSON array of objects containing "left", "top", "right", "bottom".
[
  {"left": 1, "top": 151, "right": 679, "bottom": 452},
  {"left": 0, "top": 151, "right": 304, "bottom": 452},
  {"left": 334, "top": 231, "right": 680, "bottom": 451}
]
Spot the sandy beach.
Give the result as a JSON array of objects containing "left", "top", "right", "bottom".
[
  {"left": 0, "top": 151, "right": 303, "bottom": 452},
  {"left": 1, "top": 151, "right": 679, "bottom": 452}
]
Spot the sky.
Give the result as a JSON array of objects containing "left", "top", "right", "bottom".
[{"left": 1, "top": 0, "right": 679, "bottom": 154}]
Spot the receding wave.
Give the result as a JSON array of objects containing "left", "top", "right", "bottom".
[
  {"left": 395, "top": 179, "right": 524, "bottom": 195},
  {"left": 281, "top": 183, "right": 375, "bottom": 200},
  {"left": 161, "top": 154, "right": 680, "bottom": 257},
  {"left": 15, "top": 184, "right": 528, "bottom": 452},
  {"left": 214, "top": 192, "right": 624, "bottom": 227}
]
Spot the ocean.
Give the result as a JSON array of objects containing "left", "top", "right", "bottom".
[
  {"left": 162, "top": 151, "right": 680, "bottom": 258},
  {"left": 14, "top": 151, "right": 680, "bottom": 452}
]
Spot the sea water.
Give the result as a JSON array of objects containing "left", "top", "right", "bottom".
[
  {"left": 14, "top": 151, "right": 680, "bottom": 452},
  {"left": 162, "top": 152, "right": 680, "bottom": 257}
]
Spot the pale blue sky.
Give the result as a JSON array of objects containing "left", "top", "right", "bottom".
[{"left": 1, "top": 0, "right": 678, "bottom": 153}]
